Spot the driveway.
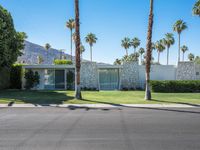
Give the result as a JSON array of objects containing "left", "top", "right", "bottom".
[{"left": 0, "top": 107, "right": 200, "bottom": 150}]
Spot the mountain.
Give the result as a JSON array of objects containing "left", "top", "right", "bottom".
[{"left": 17, "top": 41, "right": 76, "bottom": 65}]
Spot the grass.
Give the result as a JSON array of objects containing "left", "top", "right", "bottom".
[{"left": 0, "top": 90, "right": 200, "bottom": 105}]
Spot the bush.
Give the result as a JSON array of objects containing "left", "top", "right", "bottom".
[
  {"left": 24, "top": 70, "right": 40, "bottom": 90},
  {"left": 150, "top": 80, "right": 200, "bottom": 93},
  {"left": 54, "top": 59, "right": 73, "bottom": 65},
  {"left": 10, "top": 64, "right": 23, "bottom": 89}
]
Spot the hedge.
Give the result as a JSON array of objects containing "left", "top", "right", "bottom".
[
  {"left": 10, "top": 64, "right": 23, "bottom": 89},
  {"left": 54, "top": 59, "right": 73, "bottom": 65},
  {"left": 150, "top": 80, "right": 200, "bottom": 93}
]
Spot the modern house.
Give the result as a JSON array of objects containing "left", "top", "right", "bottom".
[{"left": 22, "top": 61, "right": 200, "bottom": 90}]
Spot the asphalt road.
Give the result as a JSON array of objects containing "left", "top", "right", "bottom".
[{"left": 0, "top": 106, "right": 200, "bottom": 150}]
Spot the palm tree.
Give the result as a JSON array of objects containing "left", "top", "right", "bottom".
[
  {"left": 145, "top": 0, "right": 154, "bottom": 100},
  {"left": 138, "top": 47, "right": 145, "bottom": 65},
  {"left": 181, "top": 45, "right": 188, "bottom": 61},
  {"left": 80, "top": 43, "right": 85, "bottom": 60},
  {"left": 66, "top": 19, "right": 75, "bottom": 61},
  {"left": 74, "top": 0, "right": 82, "bottom": 99},
  {"left": 162, "top": 33, "right": 175, "bottom": 65},
  {"left": 188, "top": 53, "right": 195, "bottom": 61},
  {"left": 131, "top": 37, "right": 141, "bottom": 53},
  {"left": 114, "top": 59, "right": 122, "bottom": 65},
  {"left": 193, "top": 0, "right": 200, "bottom": 16},
  {"left": 173, "top": 20, "right": 187, "bottom": 62},
  {"left": 121, "top": 37, "right": 131, "bottom": 56},
  {"left": 44, "top": 43, "right": 51, "bottom": 64},
  {"left": 85, "top": 33, "right": 98, "bottom": 62},
  {"left": 155, "top": 40, "right": 165, "bottom": 64}
]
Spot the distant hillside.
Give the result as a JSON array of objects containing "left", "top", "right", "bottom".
[{"left": 17, "top": 41, "right": 76, "bottom": 65}]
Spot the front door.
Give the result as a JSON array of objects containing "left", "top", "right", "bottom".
[{"left": 55, "top": 70, "right": 65, "bottom": 89}]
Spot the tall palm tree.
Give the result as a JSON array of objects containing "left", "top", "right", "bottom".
[
  {"left": 44, "top": 43, "right": 51, "bottom": 64},
  {"left": 138, "top": 47, "right": 145, "bottom": 65},
  {"left": 66, "top": 19, "right": 75, "bottom": 61},
  {"left": 188, "top": 53, "right": 195, "bottom": 61},
  {"left": 85, "top": 33, "right": 98, "bottom": 62},
  {"left": 121, "top": 37, "right": 131, "bottom": 56},
  {"left": 155, "top": 40, "right": 165, "bottom": 64},
  {"left": 162, "top": 33, "right": 175, "bottom": 65},
  {"left": 173, "top": 20, "right": 187, "bottom": 62},
  {"left": 181, "top": 45, "right": 188, "bottom": 61},
  {"left": 131, "top": 37, "right": 141, "bottom": 53},
  {"left": 193, "top": 0, "right": 200, "bottom": 16},
  {"left": 145, "top": 0, "right": 154, "bottom": 100},
  {"left": 74, "top": 0, "right": 82, "bottom": 99}
]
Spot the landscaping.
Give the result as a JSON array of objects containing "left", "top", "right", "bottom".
[{"left": 0, "top": 90, "right": 199, "bottom": 105}]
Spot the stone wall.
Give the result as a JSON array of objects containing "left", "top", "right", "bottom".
[
  {"left": 176, "top": 62, "right": 196, "bottom": 80},
  {"left": 80, "top": 62, "right": 99, "bottom": 90},
  {"left": 120, "top": 62, "right": 139, "bottom": 89}
]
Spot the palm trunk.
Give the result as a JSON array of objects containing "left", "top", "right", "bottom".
[
  {"left": 134, "top": 48, "right": 136, "bottom": 53},
  {"left": 126, "top": 49, "right": 128, "bottom": 56},
  {"left": 183, "top": 52, "right": 184, "bottom": 61},
  {"left": 145, "top": 0, "right": 154, "bottom": 100},
  {"left": 178, "top": 33, "right": 181, "bottom": 62},
  {"left": 158, "top": 51, "right": 160, "bottom": 64},
  {"left": 70, "top": 30, "right": 73, "bottom": 61},
  {"left": 167, "top": 47, "right": 169, "bottom": 65},
  {"left": 90, "top": 45, "right": 92, "bottom": 62},
  {"left": 141, "top": 55, "right": 142, "bottom": 65},
  {"left": 75, "top": 0, "right": 82, "bottom": 99}
]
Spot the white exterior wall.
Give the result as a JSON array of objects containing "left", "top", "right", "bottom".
[{"left": 139, "top": 65, "right": 176, "bottom": 89}]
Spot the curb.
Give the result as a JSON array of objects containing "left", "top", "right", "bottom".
[{"left": 0, "top": 104, "right": 199, "bottom": 108}]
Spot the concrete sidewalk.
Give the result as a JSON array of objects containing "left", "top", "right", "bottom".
[{"left": 0, "top": 103, "right": 199, "bottom": 108}]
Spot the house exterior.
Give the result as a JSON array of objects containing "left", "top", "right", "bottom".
[{"left": 22, "top": 61, "right": 200, "bottom": 90}]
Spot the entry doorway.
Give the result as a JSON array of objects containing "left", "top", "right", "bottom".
[{"left": 55, "top": 70, "right": 65, "bottom": 89}]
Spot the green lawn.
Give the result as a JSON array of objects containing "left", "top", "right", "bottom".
[{"left": 0, "top": 90, "right": 200, "bottom": 105}]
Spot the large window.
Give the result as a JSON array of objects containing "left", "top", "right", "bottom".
[
  {"left": 44, "top": 69, "right": 55, "bottom": 89},
  {"left": 99, "top": 69, "right": 119, "bottom": 90}
]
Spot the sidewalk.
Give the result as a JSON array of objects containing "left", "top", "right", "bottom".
[{"left": 0, "top": 104, "right": 199, "bottom": 108}]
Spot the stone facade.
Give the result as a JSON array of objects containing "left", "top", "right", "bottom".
[
  {"left": 176, "top": 62, "right": 196, "bottom": 80},
  {"left": 120, "top": 62, "right": 139, "bottom": 89},
  {"left": 80, "top": 62, "right": 99, "bottom": 90},
  {"left": 195, "top": 64, "right": 200, "bottom": 80}
]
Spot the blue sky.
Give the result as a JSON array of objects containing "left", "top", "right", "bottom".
[{"left": 1, "top": 0, "right": 199, "bottom": 64}]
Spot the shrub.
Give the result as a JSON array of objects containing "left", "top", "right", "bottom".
[
  {"left": 24, "top": 70, "right": 40, "bottom": 90},
  {"left": 54, "top": 59, "right": 73, "bottom": 65},
  {"left": 0, "top": 67, "right": 10, "bottom": 89},
  {"left": 150, "top": 80, "right": 200, "bottom": 93},
  {"left": 10, "top": 64, "right": 23, "bottom": 89}
]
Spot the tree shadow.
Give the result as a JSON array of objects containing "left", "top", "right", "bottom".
[
  {"left": 0, "top": 90, "right": 74, "bottom": 106},
  {"left": 80, "top": 99, "right": 200, "bottom": 115}
]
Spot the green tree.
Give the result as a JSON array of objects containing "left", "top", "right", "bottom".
[
  {"left": 131, "top": 37, "right": 141, "bottom": 53},
  {"left": 138, "top": 47, "right": 145, "bottom": 65},
  {"left": 188, "top": 53, "right": 195, "bottom": 61},
  {"left": 0, "top": 5, "right": 27, "bottom": 69},
  {"left": 85, "top": 33, "right": 98, "bottom": 62},
  {"left": 145, "top": 0, "right": 154, "bottom": 100},
  {"left": 114, "top": 59, "right": 122, "bottom": 65},
  {"left": 162, "top": 33, "right": 175, "bottom": 65},
  {"left": 121, "top": 37, "right": 131, "bottom": 56},
  {"left": 181, "top": 45, "right": 188, "bottom": 61},
  {"left": 66, "top": 19, "right": 75, "bottom": 61},
  {"left": 173, "top": 20, "right": 187, "bottom": 62},
  {"left": 193, "top": 0, "right": 200, "bottom": 16},
  {"left": 194, "top": 56, "right": 200, "bottom": 64},
  {"left": 44, "top": 43, "right": 51, "bottom": 64},
  {"left": 74, "top": 0, "right": 82, "bottom": 99},
  {"left": 155, "top": 40, "right": 165, "bottom": 64}
]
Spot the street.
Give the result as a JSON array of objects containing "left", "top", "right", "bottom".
[{"left": 0, "top": 106, "right": 200, "bottom": 150}]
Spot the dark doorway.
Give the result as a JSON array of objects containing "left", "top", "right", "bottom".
[{"left": 55, "top": 70, "right": 65, "bottom": 89}]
